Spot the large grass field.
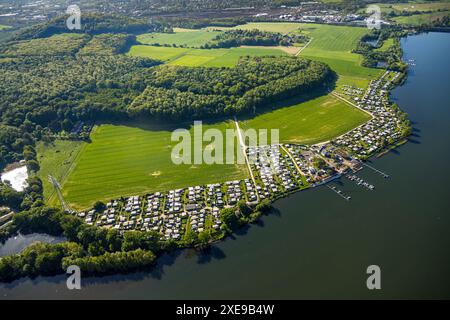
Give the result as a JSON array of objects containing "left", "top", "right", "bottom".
[
  {"left": 137, "top": 29, "right": 221, "bottom": 48},
  {"left": 239, "top": 94, "right": 371, "bottom": 145},
  {"left": 130, "top": 23, "right": 381, "bottom": 86},
  {"left": 128, "top": 45, "right": 287, "bottom": 67},
  {"left": 358, "top": 2, "right": 450, "bottom": 14},
  {"left": 293, "top": 23, "right": 382, "bottom": 88},
  {"left": 36, "top": 140, "right": 85, "bottom": 201},
  {"left": 58, "top": 122, "right": 248, "bottom": 209},
  {"left": 392, "top": 11, "right": 449, "bottom": 25},
  {"left": 214, "top": 22, "right": 382, "bottom": 88},
  {"left": 390, "top": 2, "right": 450, "bottom": 12}
]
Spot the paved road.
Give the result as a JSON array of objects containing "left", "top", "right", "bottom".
[{"left": 233, "top": 117, "right": 259, "bottom": 202}]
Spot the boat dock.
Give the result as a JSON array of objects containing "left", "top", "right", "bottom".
[
  {"left": 326, "top": 184, "right": 351, "bottom": 201},
  {"left": 346, "top": 175, "right": 375, "bottom": 190},
  {"left": 362, "top": 162, "right": 389, "bottom": 179}
]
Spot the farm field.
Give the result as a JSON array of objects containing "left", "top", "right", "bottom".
[
  {"left": 221, "top": 22, "right": 382, "bottom": 88},
  {"left": 130, "top": 23, "right": 380, "bottom": 86},
  {"left": 291, "top": 23, "right": 382, "bottom": 88},
  {"left": 128, "top": 45, "right": 287, "bottom": 67},
  {"left": 238, "top": 94, "right": 371, "bottom": 145},
  {"left": 392, "top": 11, "right": 449, "bottom": 25},
  {"left": 36, "top": 140, "right": 85, "bottom": 202},
  {"left": 137, "top": 29, "right": 221, "bottom": 48},
  {"left": 391, "top": 2, "right": 450, "bottom": 12},
  {"left": 58, "top": 122, "right": 248, "bottom": 209},
  {"left": 358, "top": 2, "right": 450, "bottom": 15},
  {"left": 371, "top": 2, "right": 450, "bottom": 13}
]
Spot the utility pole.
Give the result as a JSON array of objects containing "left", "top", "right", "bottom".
[{"left": 48, "top": 175, "right": 74, "bottom": 213}]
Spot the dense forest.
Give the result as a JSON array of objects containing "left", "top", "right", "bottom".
[
  {"left": 129, "top": 56, "right": 332, "bottom": 119},
  {"left": 202, "top": 29, "right": 309, "bottom": 48},
  {"left": 11, "top": 13, "right": 169, "bottom": 41}
]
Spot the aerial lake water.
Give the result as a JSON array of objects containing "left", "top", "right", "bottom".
[
  {"left": 0, "top": 32, "right": 449, "bottom": 299},
  {"left": 0, "top": 233, "right": 66, "bottom": 257}
]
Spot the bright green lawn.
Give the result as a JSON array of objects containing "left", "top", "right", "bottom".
[
  {"left": 128, "top": 45, "right": 287, "bottom": 67},
  {"left": 239, "top": 94, "right": 371, "bottom": 145},
  {"left": 374, "top": 38, "right": 395, "bottom": 52},
  {"left": 36, "top": 140, "right": 85, "bottom": 202},
  {"left": 59, "top": 122, "right": 247, "bottom": 209},
  {"left": 296, "top": 23, "right": 383, "bottom": 88},
  {"left": 137, "top": 29, "right": 221, "bottom": 48},
  {"left": 128, "top": 45, "right": 189, "bottom": 61}
]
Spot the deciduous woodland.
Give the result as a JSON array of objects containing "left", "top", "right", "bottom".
[{"left": 129, "top": 57, "right": 333, "bottom": 119}]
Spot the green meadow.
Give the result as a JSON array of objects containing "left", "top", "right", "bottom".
[
  {"left": 390, "top": 2, "right": 450, "bottom": 12},
  {"left": 36, "top": 140, "right": 85, "bottom": 202},
  {"left": 239, "top": 94, "right": 371, "bottom": 145},
  {"left": 215, "top": 22, "right": 382, "bottom": 88},
  {"left": 58, "top": 122, "right": 247, "bottom": 209},
  {"left": 392, "top": 11, "right": 449, "bottom": 25},
  {"left": 128, "top": 45, "right": 287, "bottom": 67},
  {"left": 137, "top": 29, "right": 221, "bottom": 48},
  {"left": 294, "top": 23, "right": 382, "bottom": 88}
]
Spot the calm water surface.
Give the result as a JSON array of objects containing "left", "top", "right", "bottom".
[
  {"left": 1, "top": 32, "right": 449, "bottom": 299},
  {"left": 0, "top": 233, "right": 66, "bottom": 257}
]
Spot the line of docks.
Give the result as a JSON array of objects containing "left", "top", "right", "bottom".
[{"left": 325, "top": 162, "right": 389, "bottom": 201}]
